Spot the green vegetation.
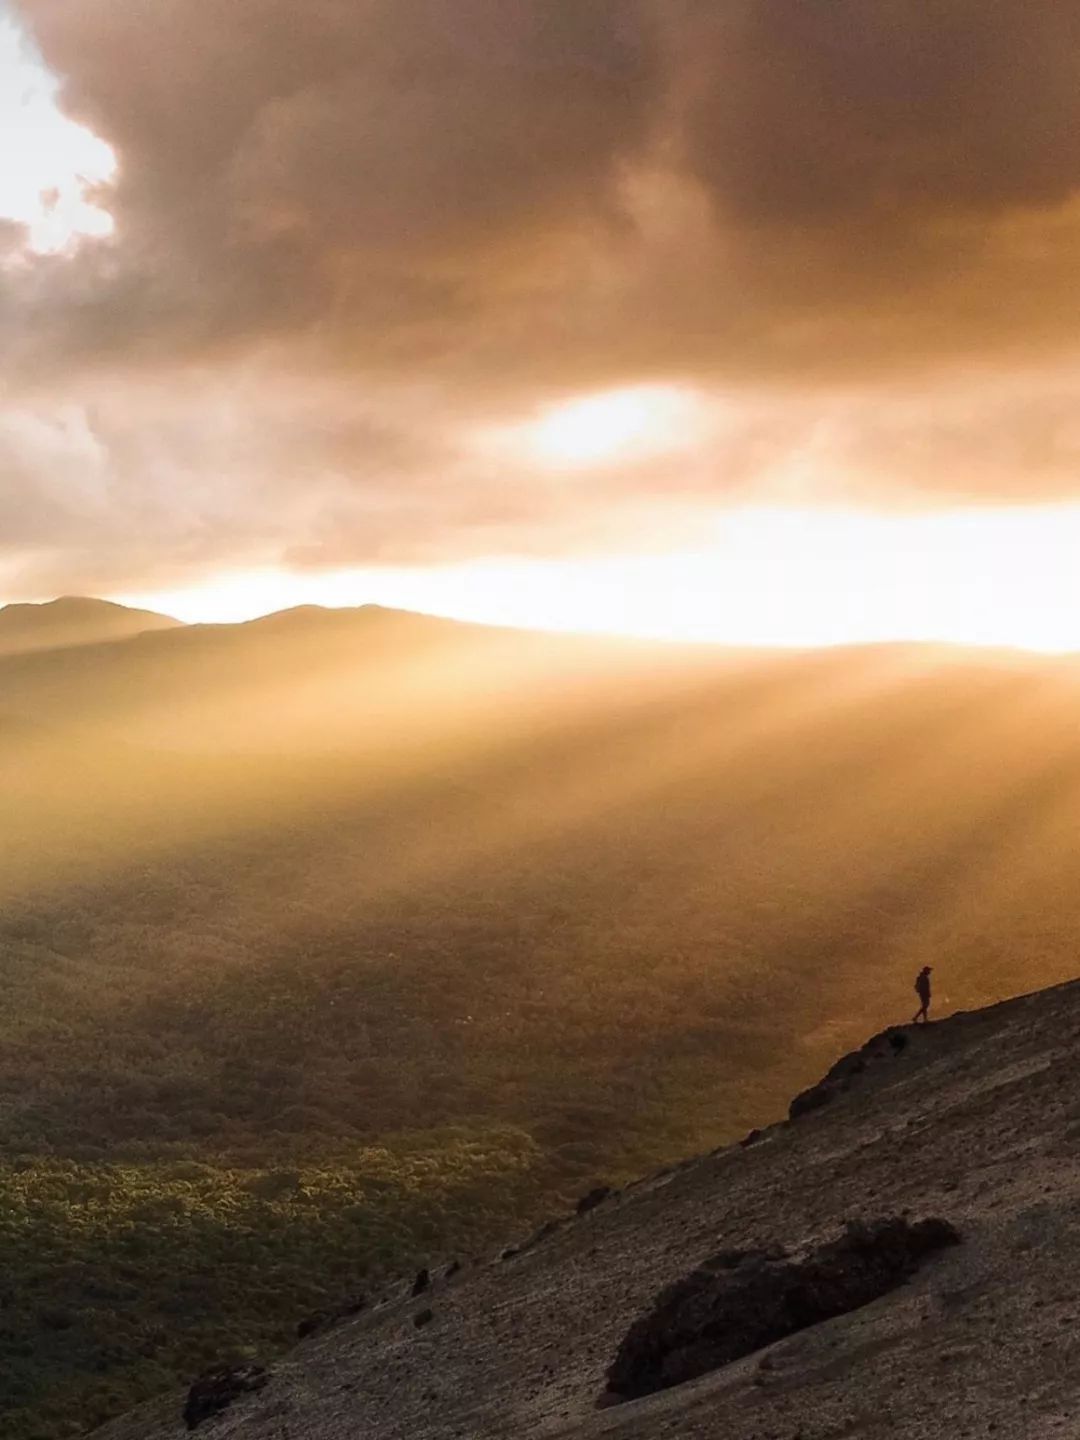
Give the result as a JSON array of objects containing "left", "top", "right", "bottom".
[
  {"left": 0, "top": 860, "right": 783, "bottom": 1440},
  {"left": 0, "top": 1123, "right": 558, "bottom": 1440},
  {"left": 1, "top": 608, "right": 1078, "bottom": 1436},
  {"left": 0, "top": 1132, "right": 546, "bottom": 1438}
]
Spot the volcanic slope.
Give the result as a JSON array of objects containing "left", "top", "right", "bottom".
[{"left": 95, "top": 976, "right": 1080, "bottom": 1440}]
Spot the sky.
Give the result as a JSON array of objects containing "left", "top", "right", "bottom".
[{"left": 4, "top": 0, "right": 1080, "bottom": 648}]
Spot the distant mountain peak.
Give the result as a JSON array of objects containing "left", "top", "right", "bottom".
[
  {"left": 2, "top": 594, "right": 160, "bottom": 614},
  {"left": 229, "top": 602, "right": 461, "bottom": 634},
  {"left": 0, "top": 595, "right": 183, "bottom": 658}
]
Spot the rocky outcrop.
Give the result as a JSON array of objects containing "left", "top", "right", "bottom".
[
  {"left": 605, "top": 1216, "right": 960, "bottom": 1402},
  {"left": 789, "top": 1026, "right": 911, "bottom": 1120},
  {"left": 183, "top": 1364, "right": 270, "bottom": 1430}
]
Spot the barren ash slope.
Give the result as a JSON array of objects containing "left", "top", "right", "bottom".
[{"left": 96, "top": 977, "right": 1080, "bottom": 1440}]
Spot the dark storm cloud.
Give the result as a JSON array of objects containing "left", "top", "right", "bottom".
[
  {"left": 682, "top": 0, "right": 1080, "bottom": 225},
  {"left": 11, "top": 0, "right": 659, "bottom": 380},
  {"left": 12, "top": 0, "right": 1080, "bottom": 385},
  {"left": 668, "top": 0, "right": 1080, "bottom": 376}
]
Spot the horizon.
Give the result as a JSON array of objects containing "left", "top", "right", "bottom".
[
  {"left": 2, "top": 588, "right": 1079, "bottom": 660},
  {"left": 4, "top": 4, "right": 1080, "bottom": 652}
]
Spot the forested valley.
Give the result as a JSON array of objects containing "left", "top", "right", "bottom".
[{"left": 1, "top": 602, "right": 1078, "bottom": 1437}]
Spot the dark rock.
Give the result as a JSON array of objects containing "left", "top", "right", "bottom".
[
  {"left": 183, "top": 1364, "right": 270, "bottom": 1430},
  {"left": 500, "top": 1246, "right": 520, "bottom": 1261},
  {"left": 605, "top": 1216, "right": 961, "bottom": 1402},
  {"left": 411, "top": 1268, "right": 431, "bottom": 1297},
  {"left": 576, "top": 1186, "right": 613, "bottom": 1215},
  {"left": 740, "top": 1128, "right": 764, "bottom": 1148},
  {"left": 414, "top": 1308, "right": 434, "bottom": 1329},
  {"left": 445, "top": 1260, "right": 462, "bottom": 1279},
  {"left": 789, "top": 1026, "right": 918, "bottom": 1121}
]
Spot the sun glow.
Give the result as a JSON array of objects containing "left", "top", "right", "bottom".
[
  {"left": 115, "top": 502, "right": 1080, "bottom": 655},
  {"left": 0, "top": 14, "right": 116, "bottom": 254},
  {"left": 484, "top": 385, "right": 709, "bottom": 470}
]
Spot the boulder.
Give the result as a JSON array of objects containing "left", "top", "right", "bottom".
[{"left": 605, "top": 1216, "right": 961, "bottom": 1402}]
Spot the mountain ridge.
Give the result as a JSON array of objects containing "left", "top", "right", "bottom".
[
  {"left": 3, "top": 593, "right": 1072, "bottom": 667},
  {"left": 0, "top": 596, "right": 183, "bottom": 658}
]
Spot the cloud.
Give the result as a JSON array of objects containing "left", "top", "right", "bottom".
[
  {"left": 10, "top": 0, "right": 1080, "bottom": 386},
  {"left": 6, "top": 0, "right": 1080, "bottom": 595},
  {"left": 669, "top": 0, "right": 1080, "bottom": 377},
  {"left": 9, "top": 0, "right": 660, "bottom": 385},
  {"left": 0, "top": 373, "right": 710, "bottom": 592},
  {"left": 682, "top": 0, "right": 1080, "bottom": 225},
  {"left": 8, "top": 369, "right": 1080, "bottom": 599}
]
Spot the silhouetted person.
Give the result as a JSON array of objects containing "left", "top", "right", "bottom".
[{"left": 912, "top": 966, "right": 932, "bottom": 1024}]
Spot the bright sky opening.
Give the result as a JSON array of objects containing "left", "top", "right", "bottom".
[
  {"left": 117, "top": 502, "right": 1080, "bottom": 654},
  {"left": 0, "top": 10, "right": 115, "bottom": 253},
  {"left": 486, "top": 386, "right": 711, "bottom": 470}
]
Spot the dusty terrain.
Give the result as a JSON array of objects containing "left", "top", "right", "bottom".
[{"left": 93, "top": 976, "right": 1080, "bottom": 1440}]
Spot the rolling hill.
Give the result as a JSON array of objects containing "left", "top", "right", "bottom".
[
  {"left": 1, "top": 601, "right": 1079, "bottom": 1435},
  {"left": 0, "top": 597, "right": 182, "bottom": 658}
]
